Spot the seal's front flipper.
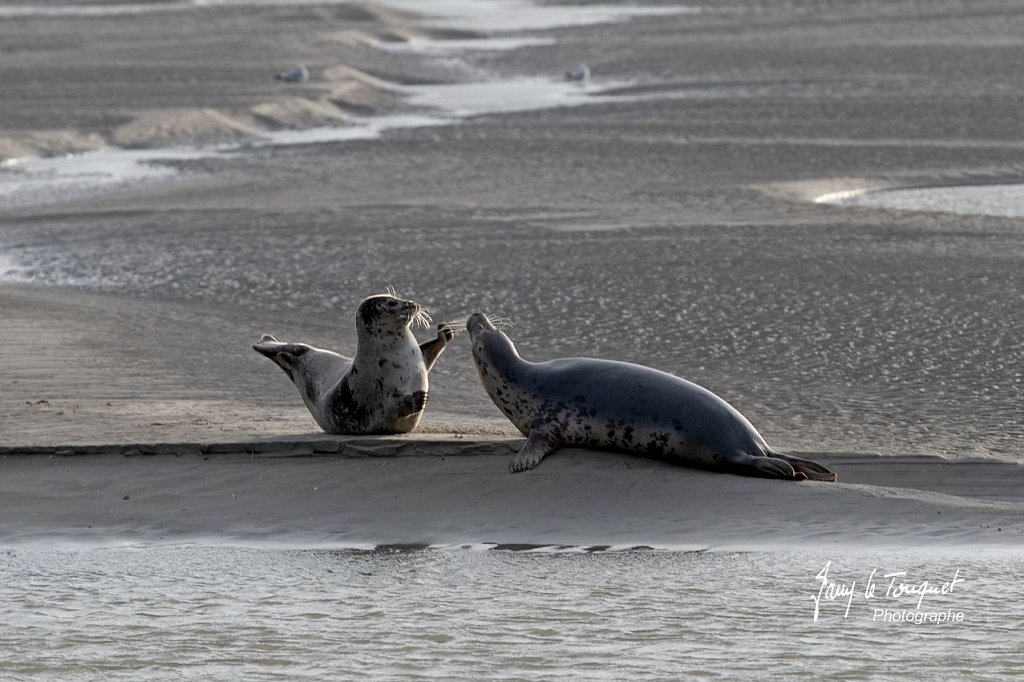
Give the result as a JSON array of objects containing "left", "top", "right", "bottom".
[
  {"left": 419, "top": 323, "right": 456, "bottom": 371},
  {"left": 510, "top": 430, "right": 559, "bottom": 473},
  {"left": 768, "top": 451, "right": 837, "bottom": 482},
  {"left": 396, "top": 391, "right": 428, "bottom": 418}
]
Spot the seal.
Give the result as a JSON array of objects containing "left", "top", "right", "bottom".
[
  {"left": 467, "top": 313, "right": 836, "bottom": 481},
  {"left": 565, "top": 63, "right": 591, "bottom": 83},
  {"left": 275, "top": 63, "right": 310, "bottom": 83},
  {"left": 254, "top": 294, "right": 455, "bottom": 434}
]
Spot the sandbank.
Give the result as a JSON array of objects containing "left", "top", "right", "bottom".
[{"left": 2, "top": 0, "right": 1023, "bottom": 554}]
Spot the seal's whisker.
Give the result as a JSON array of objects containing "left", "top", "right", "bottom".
[
  {"left": 413, "top": 307, "right": 433, "bottom": 329},
  {"left": 487, "top": 314, "right": 515, "bottom": 331},
  {"left": 385, "top": 285, "right": 398, "bottom": 298},
  {"left": 433, "top": 314, "right": 473, "bottom": 335},
  {"left": 443, "top": 314, "right": 471, "bottom": 327},
  {"left": 432, "top": 312, "right": 512, "bottom": 336}
]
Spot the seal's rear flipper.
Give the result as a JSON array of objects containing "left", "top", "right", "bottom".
[
  {"left": 768, "top": 451, "right": 838, "bottom": 482},
  {"left": 510, "top": 430, "right": 558, "bottom": 473},
  {"left": 740, "top": 454, "right": 804, "bottom": 481}
]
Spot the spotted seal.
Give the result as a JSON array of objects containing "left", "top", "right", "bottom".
[
  {"left": 467, "top": 313, "right": 836, "bottom": 481},
  {"left": 254, "top": 294, "right": 454, "bottom": 434}
]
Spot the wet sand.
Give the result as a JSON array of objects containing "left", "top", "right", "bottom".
[
  {"left": 1, "top": 0, "right": 1023, "bottom": 548},
  {"left": 2, "top": 278, "right": 1022, "bottom": 550},
  {"left": 0, "top": 1, "right": 440, "bottom": 156},
  {"left": 3, "top": 446, "right": 1022, "bottom": 549}
]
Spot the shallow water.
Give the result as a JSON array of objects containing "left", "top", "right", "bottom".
[
  {"left": 374, "top": 0, "right": 699, "bottom": 33},
  {"left": 823, "top": 183, "right": 1024, "bottom": 218},
  {"left": 0, "top": 148, "right": 207, "bottom": 211},
  {"left": 0, "top": 546, "right": 1020, "bottom": 680}
]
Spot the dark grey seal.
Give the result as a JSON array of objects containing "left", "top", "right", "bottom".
[
  {"left": 565, "top": 63, "right": 591, "bottom": 82},
  {"left": 254, "top": 294, "right": 454, "bottom": 434},
  {"left": 467, "top": 313, "right": 836, "bottom": 481},
  {"left": 275, "top": 63, "right": 310, "bottom": 83}
]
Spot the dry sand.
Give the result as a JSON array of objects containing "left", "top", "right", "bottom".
[
  {"left": 0, "top": 280, "right": 514, "bottom": 444},
  {"left": 1, "top": 0, "right": 1023, "bottom": 549}
]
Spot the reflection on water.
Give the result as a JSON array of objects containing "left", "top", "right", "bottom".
[
  {"left": 372, "top": 0, "right": 698, "bottom": 33},
  {"left": 0, "top": 253, "right": 19, "bottom": 280},
  {"left": 0, "top": 546, "right": 1020, "bottom": 679},
  {"left": 0, "top": 148, "right": 203, "bottom": 210},
  {"left": 375, "top": 36, "right": 557, "bottom": 53},
  {"left": 819, "top": 182, "right": 1024, "bottom": 218},
  {"left": 0, "top": 0, "right": 697, "bottom": 25}
]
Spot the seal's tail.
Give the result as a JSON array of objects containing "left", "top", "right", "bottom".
[{"left": 768, "top": 450, "right": 838, "bottom": 482}]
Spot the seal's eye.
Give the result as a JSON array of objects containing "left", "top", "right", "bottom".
[{"left": 387, "top": 299, "right": 399, "bottom": 308}]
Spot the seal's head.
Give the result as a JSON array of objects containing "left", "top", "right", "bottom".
[
  {"left": 357, "top": 294, "right": 430, "bottom": 337},
  {"left": 467, "top": 311, "right": 497, "bottom": 340},
  {"left": 467, "top": 312, "right": 520, "bottom": 369}
]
